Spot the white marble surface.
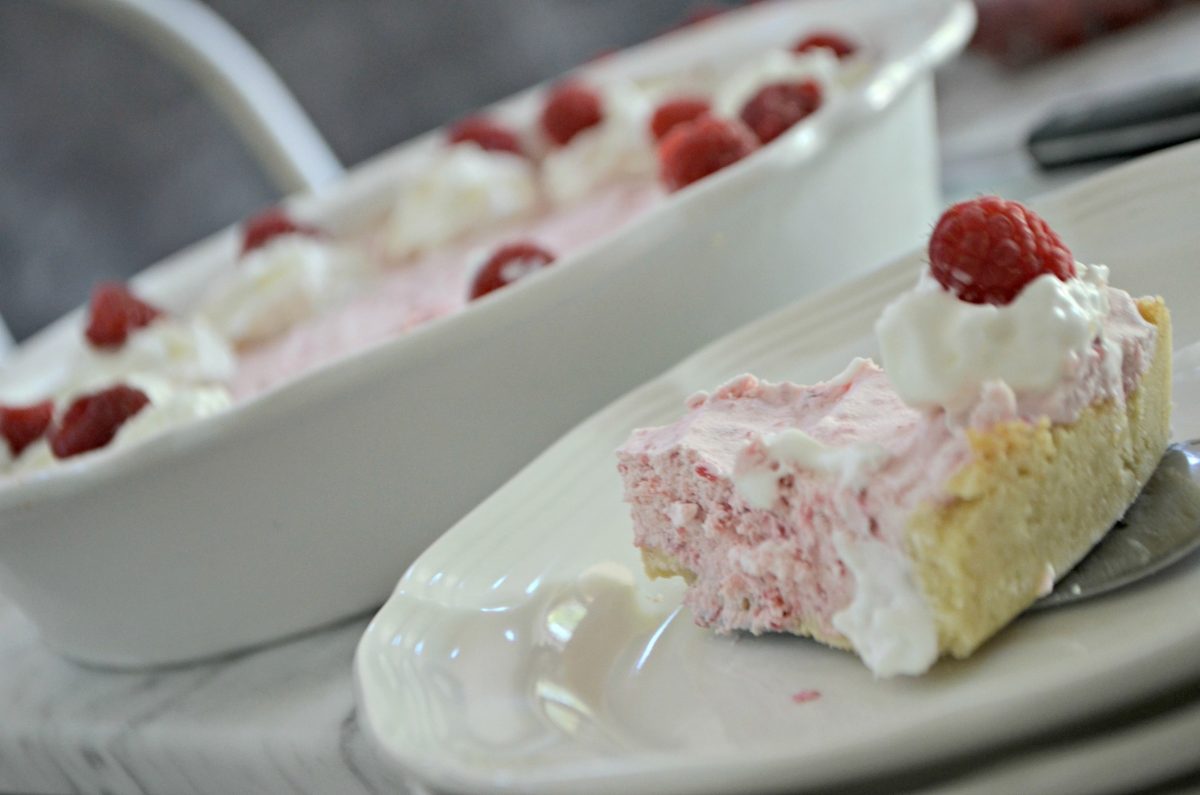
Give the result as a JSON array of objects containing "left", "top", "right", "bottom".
[{"left": 0, "top": 597, "right": 408, "bottom": 795}]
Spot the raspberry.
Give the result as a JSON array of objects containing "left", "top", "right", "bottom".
[
  {"left": 739, "top": 80, "right": 822, "bottom": 144},
  {"left": 540, "top": 83, "right": 603, "bottom": 147},
  {"left": 240, "top": 208, "right": 320, "bottom": 255},
  {"left": 0, "top": 400, "right": 54, "bottom": 458},
  {"left": 446, "top": 115, "right": 524, "bottom": 157},
  {"left": 48, "top": 385, "right": 150, "bottom": 460},
  {"left": 792, "top": 32, "right": 858, "bottom": 59},
  {"left": 658, "top": 115, "right": 758, "bottom": 192},
  {"left": 928, "top": 197, "right": 1076, "bottom": 305},
  {"left": 84, "top": 282, "right": 163, "bottom": 349},
  {"left": 469, "top": 242, "right": 556, "bottom": 300},
  {"left": 649, "top": 97, "right": 711, "bottom": 142}
]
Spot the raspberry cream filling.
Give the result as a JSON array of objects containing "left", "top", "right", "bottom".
[{"left": 618, "top": 267, "right": 1159, "bottom": 677}]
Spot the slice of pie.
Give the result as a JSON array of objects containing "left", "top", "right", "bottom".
[{"left": 617, "top": 197, "right": 1171, "bottom": 676}]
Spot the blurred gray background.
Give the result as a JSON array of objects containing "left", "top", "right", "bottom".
[{"left": 0, "top": 0, "right": 707, "bottom": 341}]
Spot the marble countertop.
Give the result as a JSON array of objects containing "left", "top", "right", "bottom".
[{"left": 0, "top": 599, "right": 406, "bottom": 795}]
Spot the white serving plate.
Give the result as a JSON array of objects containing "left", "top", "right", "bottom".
[
  {"left": 355, "top": 139, "right": 1200, "bottom": 795},
  {"left": 0, "top": 0, "right": 972, "bottom": 667},
  {"left": 912, "top": 688, "right": 1200, "bottom": 795}
]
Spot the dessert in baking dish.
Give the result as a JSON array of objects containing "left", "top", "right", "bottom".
[
  {"left": 617, "top": 197, "right": 1171, "bottom": 677},
  {"left": 0, "top": 20, "right": 862, "bottom": 477}
]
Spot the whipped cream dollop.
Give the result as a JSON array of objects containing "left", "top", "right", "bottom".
[
  {"left": 113, "top": 374, "right": 232, "bottom": 450},
  {"left": 198, "top": 235, "right": 371, "bottom": 347},
  {"left": 831, "top": 533, "right": 939, "bottom": 678},
  {"left": 67, "top": 316, "right": 235, "bottom": 393},
  {"left": 876, "top": 265, "right": 1112, "bottom": 416},
  {"left": 712, "top": 48, "right": 838, "bottom": 120},
  {"left": 542, "top": 83, "right": 655, "bottom": 206},
  {"left": 385, "top": 144, "right": 539, "bottom": 257},
  {"left": 5, "top": 374, "right": 232, "bottom": 478}
]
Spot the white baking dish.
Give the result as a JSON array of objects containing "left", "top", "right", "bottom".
[{"left": 0, "top": 0, "right": 973, "bottom": 667}]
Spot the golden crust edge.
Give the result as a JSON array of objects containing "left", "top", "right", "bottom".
[{"left": 907, "top": 296, "right": 1172, "bottom": 659}]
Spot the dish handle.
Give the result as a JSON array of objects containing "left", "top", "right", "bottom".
[
  {"left": 0, "top": 0, "right": 346, "bottom": 363},
  {"left": 49, "top": 0, "right": 345, "bottom": 195}
]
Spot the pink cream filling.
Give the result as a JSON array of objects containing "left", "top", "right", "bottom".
[
  {"left": 232, "top": 181, "right": 663, "bottom": 399},
  {"left": 617, "top": 286, "right": 1157, "bottom": 639}
]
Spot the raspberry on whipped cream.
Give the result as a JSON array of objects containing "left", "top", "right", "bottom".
[
  {"left": 541, "top": 83, "right": 657, "bottom": 205},
  {"left": 85, "top": 283, "right": 163, "bottom": 350},
  {"left": 650, "top": 97, "right": 712, "bottom": 141},
  {"left": 792, "top": 32, "right": 858, "bottom": 60},
  {"left": 240, "top": 208, "right": 322, "bottom": 256},
  {"left": 0, "top": 401, "right": 53, "bottom": 461},
  {"left": 49, "top": 384, "right": 151, "bottom": 459},
  {"left": 739, "top": 80, "right": 823, "bottom": 144},
  {"left": 469, "top": 241, "right": 557, "bottom": 300},
  {"left": 879, "top": 198, "right": 1130, "bottom": 419},
  {"left": 12, "top": 375, "right": 232, "bottom": 472},
  {"left": 200, "top": 233, "right": 372, "bottom": 348},
  {"left": 446, "top": 115, "right": 526, "bottom": 157},
  {"left": 712, "top": 48, "right": 838, "bottom": 124},
  {"left": 70, "top": 313, "right": 236, "bottom": 393},
  {"left": 72, "top": 281, "right": 237, "bottom": 396},
  {"left": 658, "top": 115, "right": 758, "bottom": 192},
  {"left": 540, "top": 82, "right": 604, "bottom": 147},
  {"left": 928, "top": 196, "right": 1075, "bottom": 305},
  {"left": 384, "top": 144, "right": 540, "bottom": 257}
]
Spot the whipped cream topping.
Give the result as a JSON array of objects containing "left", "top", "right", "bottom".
[
  {"left": 6, "top": 438, "right": 52, "bottom": 476},
  {"left": 5, "top": 374, "right": 232, "bottom": 478},
  {"left": 67, "top": 316, "right": 235, "bottom": 393},
  {"left": 712, "top": 48, "right": 838, "bottom": 120},
  {"left": 198, "top": 235, "right": 371, "bottom": 347},
  {"left": 385, "top": 145, "right": 539, "bottom": 257},
  {"left": 876, "top": 265, "right": 1114, "bottom": 418},
  {"left": 542, "top": 83, "right": 656, "bottom": 206},
  {"left": 831, "top": 532, "right": 938, "bottom": 678},
  {"left": 113, "top": 374, "right": 231, "bottom": 450}
]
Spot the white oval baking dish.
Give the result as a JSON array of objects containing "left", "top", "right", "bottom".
[{"left": 0, "top": 0, "right": 973, "bottom": 667}]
